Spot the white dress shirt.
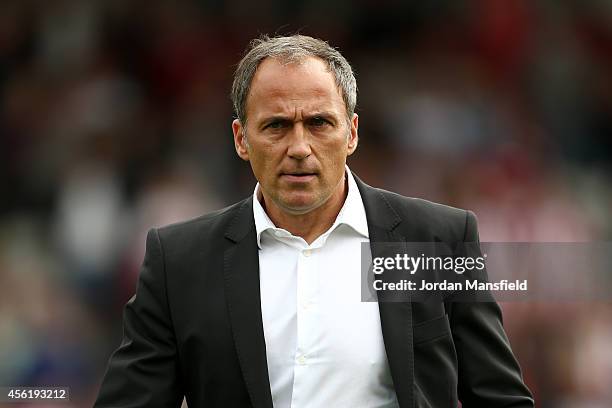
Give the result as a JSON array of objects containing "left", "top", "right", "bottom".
[{"left": 253, "top": 167, "right": 399, "bottom": 408}]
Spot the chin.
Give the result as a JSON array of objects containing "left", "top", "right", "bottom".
[
  {"left": 282, "top": 202, "right": 317, "bottom": 215},
  {"left": 280, "top": 196, "right": 320, "bottom": 214}
]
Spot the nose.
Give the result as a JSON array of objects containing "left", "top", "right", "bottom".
[{"left": 286, "top": 123, "right": 312, "bottom": 160}]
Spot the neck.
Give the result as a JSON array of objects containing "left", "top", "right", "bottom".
[{"left": 261, "top": 176, "right": 348, "bottom": 245}]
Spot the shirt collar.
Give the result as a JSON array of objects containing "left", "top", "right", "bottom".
[{"left": 252, "top": 165, "right": 369, "bottom": 249}]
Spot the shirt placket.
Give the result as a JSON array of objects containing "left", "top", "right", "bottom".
[{"left": 290, "top": 245, "right": 318, "bottom": 407}]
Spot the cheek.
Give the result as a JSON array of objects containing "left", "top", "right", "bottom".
[
  {"left": 250, "top": 156, "right": 270, "bottom": 177},
  {"left": 248, "top": 145, "right": 279, "bottom": 181},
  {"left": 317, "top": 153, "right": 348, "bottom": 186},
  {"left": 320, "top": 139, "right": 349, "bottom": 165}
]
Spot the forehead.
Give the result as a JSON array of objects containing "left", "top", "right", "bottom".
[{"left": 246, "top": 56, "right": 345, "bottom": 120}]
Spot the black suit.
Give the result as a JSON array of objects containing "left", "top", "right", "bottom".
[{"left": 95, "top": 175, "right": 534, "bottom": 407}]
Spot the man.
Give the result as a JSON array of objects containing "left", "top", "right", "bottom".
[{"left": 95, "top": 35, "right": 534, "bottom": 407}]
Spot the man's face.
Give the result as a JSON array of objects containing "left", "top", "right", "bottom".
[{"left": 232, "top": 56, "right": 358, "bottom": 215}]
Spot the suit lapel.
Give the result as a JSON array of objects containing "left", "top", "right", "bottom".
[
  {"left": 223, "top": 198, "right": 274, "bottom": 408},
  {"left": 355, "top": 175, "right": 415, "bottom": 408}
]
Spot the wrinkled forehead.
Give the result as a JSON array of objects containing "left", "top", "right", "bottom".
[{"left": 246, "top": 56, "right": 345, "bottom": 120}]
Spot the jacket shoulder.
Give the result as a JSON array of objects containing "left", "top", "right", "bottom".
[
  {"left": 154, "top": 197, "right": 250, "bottom": 255},
  {"left": 375, "top": 187, "right": 473, "bottom": 242}
]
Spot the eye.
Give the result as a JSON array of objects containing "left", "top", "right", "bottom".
[
  {"left": 309, "top": 116, "right": 331, "bottom": 128},
  {"left": 264, "top": 120, "right": 288, "bottom": 130}
]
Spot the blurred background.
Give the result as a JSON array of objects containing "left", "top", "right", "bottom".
[{"left": 0, "top": 0, "right": 611, "bottom": 407}]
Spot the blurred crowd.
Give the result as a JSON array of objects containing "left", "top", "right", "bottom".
[{"left": 0, "top": 0, "right": 611, "bottom": 407}]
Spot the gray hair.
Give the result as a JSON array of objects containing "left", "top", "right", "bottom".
[{"left": 231, "top": 34, "right": 357, "bottom": 126}]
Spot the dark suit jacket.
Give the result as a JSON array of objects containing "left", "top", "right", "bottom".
[{"left": 94, "top": 175, "right": 534, "bottom": 408}]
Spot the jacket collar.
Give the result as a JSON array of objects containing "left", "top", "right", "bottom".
[{"left": 352, "top": 172, "right": 402, "bottom": 234}]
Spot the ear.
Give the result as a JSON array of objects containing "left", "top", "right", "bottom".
[
  {"left": 347, "top": 113, "right": 359, "bottom": 156},
  {"left": 232, "top": 119, "right": 250, "bottom": 161}
]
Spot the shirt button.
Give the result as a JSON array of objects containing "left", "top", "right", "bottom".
[
  {"left": 302, "top": 249, "right": 312, "bottom": 257},
  {"left": 300, "top": 301, "right": 310, "bottom": 310},
  {"left": 297, "top": 355, "right": 307, "bottom": 365}
]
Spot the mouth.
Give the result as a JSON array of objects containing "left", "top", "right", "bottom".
[{"left": 280, "top": 172, "right": 317, "bottom": 182}]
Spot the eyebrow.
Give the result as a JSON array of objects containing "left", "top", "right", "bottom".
[{"left": 259, "top": 111, "right": 339, "bottom": 126}]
